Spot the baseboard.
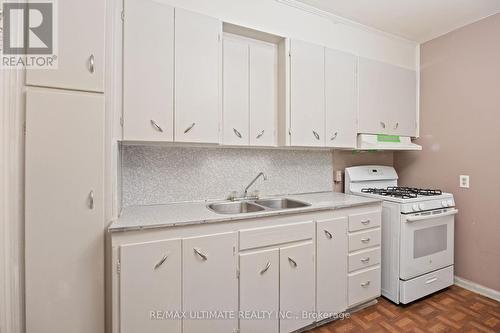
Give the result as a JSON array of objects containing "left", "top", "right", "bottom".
[{"left": 454, "top": 276, "right": 500, "bottom": 302}]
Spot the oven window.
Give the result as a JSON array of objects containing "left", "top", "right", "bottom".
[{"left": 413, "top": 224, "right": 447, "bottom": 258}]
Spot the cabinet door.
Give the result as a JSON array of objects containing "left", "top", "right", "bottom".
[
  {"left": 223, "top": 37, "right": 249, "bottom": 145},
  {"left": 387, "top": 66, "right": 417, "bottom": 136},
  {"left": 25, "top": 88, "right": 104, "bottom": 333},
  {"left": 183, "top": 232, "right": 238, "bottom": 333},
  {"left": 280, "top": 242, "right": 315, "bottom": 333},
  {"left": 316, "top": 218, "right": 348, "bottom": 316},
  {"left": 239, "top": 249, "right": 279, "bottom": 333},
  {"left": 249, "top": 42, "right": 278, "bottom": 146},
  {"left": 120, "top": 239, "right": 181, "bottom": 333},
  {"left": 123, "top": 0, "right": 174, "bottom": 141},
  {"left": 175, "top": 8, "right": 221, "bottom": 143},
  {"left": 325, "top": 49, "right": 357, "bottom": 148},
  {"left": 290, "top": 40, "right": 325, "bottom": 147},
  {"left": 26, "top": 0, "right": 105, "bottom": 92}
]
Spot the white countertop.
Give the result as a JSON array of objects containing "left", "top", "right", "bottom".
[{"left": 109, "top": 191, "right": 381, "bottom": 232}]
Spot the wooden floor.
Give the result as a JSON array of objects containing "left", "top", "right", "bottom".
[{"left": 309, "top": 286, "right": 500, "bottom": 333}]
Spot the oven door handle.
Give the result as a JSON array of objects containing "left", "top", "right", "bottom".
[{"left": 405, "top": 209, "right": 458, "bottom": 222}]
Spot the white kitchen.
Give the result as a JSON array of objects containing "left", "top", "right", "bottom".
[{"left": 1, "top": 0, "right": 500, "bottom": 333}]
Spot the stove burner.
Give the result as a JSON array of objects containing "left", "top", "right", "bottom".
[{"left": 361, "top": 186, "right": 442, "bottom": 199}]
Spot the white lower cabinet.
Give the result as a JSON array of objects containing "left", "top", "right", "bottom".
[
  {"left": 239, "top": 249, "right": 280, "bottom": 333},
  {"left": 183, "top": 232, "right": 238, "bottom": 333},
  {"left": 280, "top": 242, "right": 315, "bottom": 333},
  {"left": 316, "top": 218, "right": 348, "bottom": 317},
  {"left": 119, "top": 239, "right": 182, "bottom": 333}
]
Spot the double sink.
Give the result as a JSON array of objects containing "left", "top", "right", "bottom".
[{"left": 207, "top": 198, "right": 311, "bottom": 215}]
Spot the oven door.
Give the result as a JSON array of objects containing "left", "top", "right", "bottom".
[{"left": 400, "top": 208, "right": 457, "bottom": 280}]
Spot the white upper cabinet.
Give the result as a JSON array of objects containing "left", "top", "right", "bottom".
[
  {"left": 290, "top": 40, "right": 325, "bottom": 147},
  {"left": 325, "top": 49, "right": 357, "bottom": 148},
  {"left": 123, "top": 0, "right": 174, "bottom": 141},
  {"left": 358, "top": 57, "right": 417, "bottom": 137},
  {"left": 26, "top": 0, "right": 105, "bottom": 92},
  {"left": 175, "top": 9, "right": 222, "bottom": 143}
]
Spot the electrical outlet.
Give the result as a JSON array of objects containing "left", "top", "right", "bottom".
[{"left": 459, "top": 175, "right": 470, "bottom": 188}]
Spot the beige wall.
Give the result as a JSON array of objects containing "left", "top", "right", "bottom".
[{"left": 394, "top": 13, "right": 500, "bottom": 292}]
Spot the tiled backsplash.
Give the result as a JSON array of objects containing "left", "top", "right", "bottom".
[{"left": 121, "top": 145, "right": 333, "bottom": 207}]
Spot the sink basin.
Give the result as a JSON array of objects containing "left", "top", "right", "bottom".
[
  {"left": 207, "top": 201, "right": 265, "bottom": 214},
  {"left": 254, "top": 198, "right": 311, "bottom": 210}
]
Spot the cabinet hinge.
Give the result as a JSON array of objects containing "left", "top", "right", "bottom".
[
  {"left": 218, "top": 33, "right": 221, "bottom": 42},
  {"left": 121, "top": 10, "right": 124, "bottom": 21},
  {"left": 236, "top": 269, "right": 240, "bottom": 279},
  {"left": 120, "top": 116, "right": 124, "bottom": 127},
  {"left": 23, "top": 122, "right": 26, "bottom": 136},
  {"left": 117, "top": 260, "right": 121, "bottom": 275}
]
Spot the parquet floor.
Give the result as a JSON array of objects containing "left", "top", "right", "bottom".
[{"left": 309, "top": 286, "right": 500, "bottom": 333}]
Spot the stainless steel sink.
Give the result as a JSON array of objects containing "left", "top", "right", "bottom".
[
  {"left": 207, "top": 201, "right": 265, "bottom": 214},
  {"left": 254, "top": 198, "right": 311, "bottom": 210}
]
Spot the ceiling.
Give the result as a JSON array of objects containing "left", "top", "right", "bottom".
[{"left": 294, "top": 0, "right": 500, "bottom": 42}]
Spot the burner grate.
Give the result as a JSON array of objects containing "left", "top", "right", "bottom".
[{"left": 361, "top": 186, "right": 442, "bottom": 199}]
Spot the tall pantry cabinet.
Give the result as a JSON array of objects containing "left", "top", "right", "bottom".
[{"left": 24, "top": 0, "right": 106, "bottom": 332}]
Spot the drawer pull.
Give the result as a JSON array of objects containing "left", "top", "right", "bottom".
[
  {"left": 361, "top": 218, "right": 371, "bottom": 225},
  {"left": 361, "top": 237, "right": 371, "bottom": 243},
  {"left": 88, "top": 190, "right": 94, "bottom": 210},
  {"left": 312, "top": 130, "right": 320, "bottom": 141},
  {"left": 154, "top": 254, "right": 169, "bottom": 270},
  {"left": 88, "top": 54, "right": 95, "bottom": 74},
  {"left": 233, "top": 128, "right": 242, "bottom": 138},
  {"left": 150, "top": 119, "right": 164, "bottom": 132},
  {"left": 193, "top": 248, "right": 208, "bottom": 261},
  {"left": 184, "top": 122, "right": 196, "bottom": 134},
  {"left": 360, "top": 257, "right": 370, "bottom": 263},
  {"left": 425, "top": 277, "right": 438, "bottom": 284},
  {"left": 324, "top": 230, "right": 333, "bottom": 239},
  {"left": 360, "top": 281, "right": 371, "bottom": 287},
  {"left": 288, "top": 257, "right": 297, "bottom": 267},
  {"left": 260, "top": 261, "right": 271, "bottom": 275}
]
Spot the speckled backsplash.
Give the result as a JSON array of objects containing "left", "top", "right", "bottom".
[{"left": 121, "top": 145, "right": 333, "bottom": 207}]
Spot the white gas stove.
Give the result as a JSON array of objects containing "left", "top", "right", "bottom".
[{"left": 345, "top": 166, "right": 457, "bottom": 304}]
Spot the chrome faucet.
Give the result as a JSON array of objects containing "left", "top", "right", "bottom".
[{"left": 243, "top": 172, "right": 267, "bottom": 198}]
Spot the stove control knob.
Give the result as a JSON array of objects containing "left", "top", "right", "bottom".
[
  {"left": 412, "top": 204, "right": 419, "bottom": 211},
  {"left": 441, "top": 201, "right": 448, "bottom": 207},
  {"left": 447, "top": 200, "right": 454, "bottom": 207},
  {"left": 418, "top": 203, "right": 426, "bottom": 211}
]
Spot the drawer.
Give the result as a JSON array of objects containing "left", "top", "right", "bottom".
[
  {"left": 348, "top": 266, "right": 381, "bottom": 307},
  {"left": 400, "top": 266, "right": 454, "bottom": 304},
  {"left": 348, "top": 247, "right": 380, "bottom": 273},
  {"left": 348, "top": 228, "right": 381, "bottom": 252},
  {"left": 239, "top": 221, "right": 313, "bottom": 250},
  {"left": 348, "top": 211, "right": 381, "bottom": 232}
]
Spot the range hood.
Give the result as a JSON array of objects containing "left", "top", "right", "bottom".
[{"left": 356, "top": 134, "right": 422, "bottom": 151}]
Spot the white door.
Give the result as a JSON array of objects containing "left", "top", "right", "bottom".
[
  {"left": 249, "top": 41, "right": 278, "bottom": 146},
  {"left": 325, "top": 49, "right": 357, "bottom": 148},
  {"left": 316, "top": 218, "right": 348, "bottom": 316},
  {"left": 25, "top": 88, "right": 104, "bottom": 333},
  {"left": 280, "top": 242, "right": 315, "bottom": 333},
  {"left": 120, "top": 239, "right": 181, "bottom": 333},
  {"left": 290, "top": 40, "right": 325, "bottom": 147},
  {"left": 123, "top": 0, "right": 174, "bottom": 141},
  {"left": 223, "top": 37, "right": 249, "bottom": 145},
  {"left": 26, "top": 0, "right": 105, "bottom": 92},
  {"left": 183, "top": 232, "right": 238, "bottom": 333},
  {"left": 239, "top": 248, "right": 279, "bottom": 333},
  {"left": 175, "top": 8, "right": 221, "bottom": 143}
]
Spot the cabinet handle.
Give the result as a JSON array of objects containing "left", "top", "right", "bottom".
[
  {"left": 260, "top": 261, "right": 271, "bottom": 275},
  {"left": 425, "top": 277, "right": 438, "bottom": 284},
  {"left": 233, "top": 128, "right": 242, "bottom": 138},
  {"left": 88, "top": 54, "right": 95, "bottom": 74},
  {"left": 394, "top": 122, "right": 399, "bottom": 129},
  {"left": 154, "top": 254, "right": 169, "bottom": 270},
  {"left": 88, "top": 190, "right": 94, "bottom": 210},
  {"left": 330, "top": 132, "right": 338, "bottom": 141},
  {"left": 380, "top": 121, "right": 386, "bottom": 129},
  {"left": 361, "top": 281, "right": 371, "bottom": 287},
  {"left": 360, "top": 257, "right": 370, "bottom": 263},
  {"left": 324, "top": 230, "right": 333, "bottom": 239},
  {"left": 312, "top": 130, "right": 320, "bottom": 141},
  {"left": 361, "top": 218, "right": 370, "bottom": 225},
  {"left": 150, "top": 120, "right": 163, "bottom": 133},
  {"left": 256, "top": 130, "right": 265, "bottom": 139},
  {"left": 288, "top": 257, "right": 297, "bottom": 267},
  {"left": 361, "top": 237, "right": 371, "bottom": 243},
  {"left": 193, "top": 248, "right": 208, "bottom": 261},
  {"left": 184, "top": 122, "right": 196, "bottom": 134}
]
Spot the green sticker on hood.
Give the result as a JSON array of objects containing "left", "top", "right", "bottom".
[{"left": 377, "top": 134, "right": 400, "bottom": 143}]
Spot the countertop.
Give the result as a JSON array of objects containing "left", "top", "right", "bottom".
[{"left": 109, "top": 191, "right": 380, "bottom": 232}]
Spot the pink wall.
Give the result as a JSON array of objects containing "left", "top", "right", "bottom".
[{"left": 394, "top": 13, "right": 500, "bottom": 292}]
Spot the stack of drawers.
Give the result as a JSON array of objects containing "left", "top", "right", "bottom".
[{"left": 347, "top": 211, "right": 382, "bottom": 307}]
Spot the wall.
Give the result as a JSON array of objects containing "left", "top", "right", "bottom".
[{"left": 394, "top": 13, "right": 500, "bottom": 292}]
